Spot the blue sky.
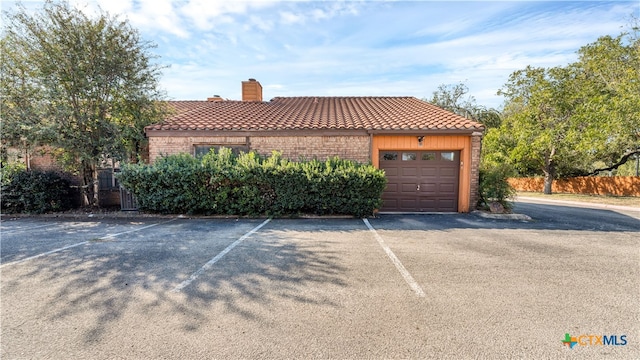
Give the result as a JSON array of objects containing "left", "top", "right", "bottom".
[{"left": 4, "top": 1, "right": 638, "bottom": 108}]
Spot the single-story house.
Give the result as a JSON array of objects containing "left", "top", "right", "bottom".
[{"left": 145, "top": 79, "right": 485, "bottom": 212}]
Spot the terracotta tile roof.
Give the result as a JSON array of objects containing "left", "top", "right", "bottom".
[
  {"left": 146, "top": 97, "right": 484, "bottom": 132},
  {"left": 166, "top": 100, "right": 208, "bottom": 115}
]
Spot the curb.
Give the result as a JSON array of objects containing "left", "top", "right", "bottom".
[
  {"left": 1, "top": 212, "right": 177, "bottom": 220},
  {"left": 0, "top": 212, "right": 356, "bottom": 220},
  {"left": 472, "top": 211, "right": 532, "bottom": 221},
  {"left": 516, "top": 197, "right": 640, "bottom": 212}
]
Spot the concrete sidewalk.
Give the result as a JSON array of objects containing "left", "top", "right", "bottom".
[{"left": 516, "top": 196, "right": 640, "bottom": 212}]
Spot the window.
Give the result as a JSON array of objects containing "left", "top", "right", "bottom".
[
  {"left": 441, "top": 152, "right": 455, "bottom": 161},
  {"left": 194, "top": 145, "right": 248, "bottom": 157},
  {"left": 402, "top": 152, "right": 417, "bottom": 161},
  {"left": 381, "top": 152, "right": 398, "bottom": 161},
  {"left": 421, "top": 152, "right": 436, "bottom": 161}
]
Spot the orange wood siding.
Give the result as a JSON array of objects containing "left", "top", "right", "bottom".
[{"left": 372, "top": 135, "right": 473, "bottom": 212}]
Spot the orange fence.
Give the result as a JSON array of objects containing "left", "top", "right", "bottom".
[{"left": 508, "top": 176, "right": 640, "bottom": 197}]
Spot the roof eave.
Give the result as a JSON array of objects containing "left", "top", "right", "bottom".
[
  {"left": 144, "top": 129, "right": 372, "bottom": 137},
  {"left": 145, "top": 128, "right": 485, "bottom": 137},
  {"left": 366, "top": 128, "right": 484, "bottom": 135}
]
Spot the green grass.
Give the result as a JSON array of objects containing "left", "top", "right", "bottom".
[{"left": 516, "top": 191, "right": 640, "bottom": 207}]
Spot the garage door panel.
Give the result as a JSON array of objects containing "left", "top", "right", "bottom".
[
  {"left": 380, "top": 150, "right": 459, "bottom": 212},
  {"left": 400, "top": 183, "right": 417, "bottom": 193},
  {"left": 401, "top": 167, "right": 418, "bottom": 176},
  {"left": 421, "top": 177, "right": 438, "bottom": 184},
  {"left": 385, "top": 183, "right": 398, "bottom": 192},
  {"left": 420, "top": 186, "right": 437, "bottom": 194},
  {"left": 381, "top": 198, "right": 398, "bottom": 209},
  {"left": 437, "top": 199, "right": 457, "bottom": 211},
  {"left": 439, "top": 183, "right": 456, "bottom": 193},
  {"left": 440, "top": 177, "right": 457, "bottom": 184},
  {"left": 418, "top": 199, "right": 436, "bottom": 209},
  {"left": 419, "top": 183, "right": 437, "bottom": 193},
  {"left": 421, "top": 168, "right": 437, "bottom": 176},
  {"left": 400, "top": 198, "right": 418, "bottom": 209},
  {"left": 383, "top": 167, "right": 399, "bottom": 176},
  {"left": 440, "top": 167, "right": 457, "bottom": 177}
]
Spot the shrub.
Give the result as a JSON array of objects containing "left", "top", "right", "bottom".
[
  {"left": 1, "top": 170, "right": 74, "bottom": 214},
  {"left": 1, "top": 161, "right": 27, "bottom": 186},
  {"left": 478, "top": 163, "right": 516, "bottom": 212},
  {"left": 118, "top": 149, "right": 387, "bottom": 217}
]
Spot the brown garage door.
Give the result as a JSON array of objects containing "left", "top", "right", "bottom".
[{"left": 379, "top": 150, "right": 460, "bottom": 212}]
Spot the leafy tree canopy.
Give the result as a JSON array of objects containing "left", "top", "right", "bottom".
[
  {"left": 1, "top": 0, "right": 167, "bottom": 206},
  {"left": 428, "top": 82, "right": 502, "bottom": 128},
  {"left": 484, "top": 20, "right": 639, "bottom": 193}
]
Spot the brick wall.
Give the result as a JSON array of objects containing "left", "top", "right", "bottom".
[
  {"left": 148, "top": 135, "right": 371, "bottom": 164},
  {"left": 29, "top": 151, "right": 59, "bottom": 171},
  {"left": 469, "top": 133, "right": 482, "bottom": 210},
  {"left": 250, "top": 135, "right": 371, "bottom": 163},
  {"left": 148, "top": 136, "right": 247, "bottom": 163},
  {"left": 5, "top": 146, "right": 59, "bottom": 171}
]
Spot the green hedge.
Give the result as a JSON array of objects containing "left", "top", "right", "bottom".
[
  {"left": 1, "top": 170, "right": 74, "bottom": 214},
  {"left": 117, "top": 149, "right": 387, "bottom": 218}
]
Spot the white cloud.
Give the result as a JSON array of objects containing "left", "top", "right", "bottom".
[
  {"left": 133, "top": 0, "right": 188, "bottom": 38},
  {"left": 248, "top": 15, "right": 274, "bottom": 32},
  {"left": 179, "top": 0, "right": 279, "bottom": 31},
  {"left": 311, "top": 8, "right": 328, "bottom": 21},
  {"left": 71, "top": 0, "right": 188, "bottom": 37},
  {"left": 280, "top": 11, "right": 305, "bottom": 25},
  {"left": 6, "top": 0, "right": 636, "bottom": 109},
  {"left": 93, "top": 0, "right": 133, "bottom": 16}
]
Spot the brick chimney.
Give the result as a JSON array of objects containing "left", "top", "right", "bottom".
[{"left": 242, "top": 78, "right": 262, "bottom": 101}]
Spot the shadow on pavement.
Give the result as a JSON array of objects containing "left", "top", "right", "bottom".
[{"left": 1, "top": 221, "right": 350, "bottom": 343}]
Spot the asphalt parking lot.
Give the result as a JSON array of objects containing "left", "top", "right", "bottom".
[{"left": 1, "top": 201, "right": 639, "bottom": 359}]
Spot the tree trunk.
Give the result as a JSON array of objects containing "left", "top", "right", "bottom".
[
  {"left": 81, "top": 162, "right": 91, "bottom": 207},
  {"left": 543, "top": 171, "right": 554, "bottom": 195},
  {"left": 81, "top": 160, "right": 99, "bottom": 207},
  {"left": 542, "top": 148, "right": 556, "bottom": 195},
  {"left": 91, "top": 163, "right": 99, "bottom": 207}
]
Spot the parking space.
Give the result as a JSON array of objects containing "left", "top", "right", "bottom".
[
  {"left": 1, "top": 218, "right": 140, "bottom": 264},
  {"left": 368, "top": 214, "right": 639, "bottom": 358},
  {"left": 1, "top": 208, "right": 639, "bottom": 359}
]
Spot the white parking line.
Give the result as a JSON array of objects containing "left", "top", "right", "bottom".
[
  {"left": 172, "top": 218, "right": 272, "bottom": 292},
  {"left": 99, "top": 218, "right": 178, "bottom": 240},
  {"left": 0, "top": 218, "right": 178, "bottom": 268},
  {"left": 363, "top": 219, "right": 426, "bottom": 298}
]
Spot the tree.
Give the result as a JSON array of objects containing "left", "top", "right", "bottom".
[
  {"left": 1, "top": 1, "right": 166, "bottom": 206},
  {"left": 571, "top": 27, "right": 640, "bottom": 176},
  {"left": 496, "top": 66, "right": 581, "bottom": 194},
  {"left": 0, "top": 37, "right": 54, "bottom": 168},
  {"left": 487, "top": 22, "right": 639, "bottom": 194},
  {"left": 428, "top": 82, "right": 502, "bottom": 128}
]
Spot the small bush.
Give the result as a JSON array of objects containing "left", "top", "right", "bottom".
[
  {"left": 1, "top": 170, "right": 74, "bottom": 214},
  {"left": 118, "top": 149, "right": 386, "bottom": 217},
  {"left": 1, "top": 161, "right": 27, "bottom": 186},
  {"left": 478, "top": 163, "right": 516, "bottom": 212}
]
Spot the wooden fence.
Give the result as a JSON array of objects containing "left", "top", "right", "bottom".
[{"left": 508, "top": 176, "right": 640, "bottom": 197}]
